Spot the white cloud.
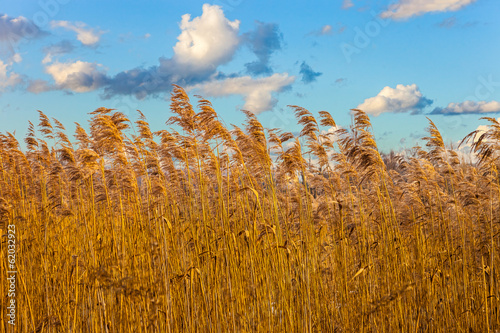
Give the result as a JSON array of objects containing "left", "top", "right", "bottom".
[
  {"left": 0, "top": 14, "right": 46, "bottom": 55},
  {"left": 45, "top": 60, "right": 107, "bottom": 92},
  {"left": 357, "top": 84, "right": 432, "bottom": 116},
  {"left": 320, "top": 25, "right": 332, "bottom": 35},
  {"left": 103, "top": 4, "right": 242, "bottom": 98},
  {"left": 0, "top": 60, "right": 23, "bottom": 92},
  {"left": 342, "top": 0, "right": 354, "bottom": 9},
  {"left": 172, "top": 4, "right": 240, "bottom": 72},
  {"left": 381, "top": 0, "right": 476, "bottom": 20},
  {"left": 431, "top": 100, "right": 500, "bottom": 115},
  {"left": 12, "top": 53, "right": 22, "bottom": 63},
  {"left": 457, "top": 118, "right": 500, "bottom": 162},
  {"left": 190, "top": 73, "right": 295, "bottom": 113},
  {"left": 51, "top": 20, "right": 105, "bottom": 46}
]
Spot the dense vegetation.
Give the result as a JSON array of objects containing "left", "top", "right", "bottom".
[{"left": 1, "top": 85, "right": 499, "bottom": 332}]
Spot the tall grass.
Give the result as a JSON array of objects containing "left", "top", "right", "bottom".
[{"left": 1, "top": 85, "right": 499, "bottom": 332}]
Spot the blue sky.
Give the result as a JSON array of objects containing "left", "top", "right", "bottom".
[{"left": 1, "top": 0, "right": 499, "bottom": 152}]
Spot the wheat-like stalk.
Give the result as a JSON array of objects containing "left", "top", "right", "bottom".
[{"left": 0, "top": 86, "right": 499, "bottom": 332}]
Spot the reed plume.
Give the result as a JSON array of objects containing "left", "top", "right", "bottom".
[{"left": 0, "top": 86, "right": 499, "bottom": 332}]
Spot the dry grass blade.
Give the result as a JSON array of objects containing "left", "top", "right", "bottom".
[{"left": 0, "top": 89, "right": 498, "bottom": 332}]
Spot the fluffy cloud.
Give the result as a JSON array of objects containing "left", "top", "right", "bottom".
[
  {"left": 299, "top": 61, "right": 322, "bottom": 83},
  {"left": 45, "top": 61, "right": 108, "bottom": 92},
  {"left": 51, "top": 21, "right": 106, "bottom": 46},
  {"left": 190, "top": 73, "right": 295, "bottom": 113},
  {"left": 0, "top": 60, "right": 23, "bottom": 92},
  {"left": 0, "top": 14, "right": 46, "bottom": 55},
  {"left": 431, "top": 100, "right": 500, "bottom": 115},
  {"left": 357, "top": 84, "right": 432, "bottom": 116},
  {"left": 242, "top": 21, "right": 282, "bottom": 75},
  {"left": 31, "top": 5, "right": 240, "bottom": 99},
  {"left": 102, "top": 4, "right": 240, "bottom": 99},
  {"left": 172, "top": 4, "right": 239, "bottom": 72},
  {"left": 26, "top": 4, "right": 291, "bottom": 111},
  {"left": 381, "top": 0, "right": 476, "bottom": 20},
  {"left": 342, "top": 0, "right": 354, "bottom": 9}
]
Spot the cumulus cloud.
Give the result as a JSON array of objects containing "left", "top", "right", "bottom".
[
  {"left": 173, "top": 4, "right": 240, "bottom": 72},
  {"left": 357, "top": 84, "right": 433, "bottom": 116},
  {"left": 51, "top": 20, "right": 106, "bottom": 46},
  {"left": 381, "top": 0, "right": 476, "bottom": 20},
  {"left": 299, "top": 61, "right": 322, "bottom": 84},
  {"left": 0, "top": 59, "right": 23, "bottom": 92},
  {"left": 0, "top": 14, "right": 46, "bottom": 55},
  {"left": 25, "top": 4, "right": 293, "bottom": 110},
  {"left": 45, "top": 60, "right": 108, "bottom": 92},
  {"left": 102, "top": 4, "right": 240, "bottom": 99},
  {"left": 431, "top": 100, "right": 500, "bottom": 115},
  {"left": 342, "top": 0, "right": 354, "bottom": 9},
  {"left": 242, "top": 21, "right": 282, "bottom": 75},
  {"left": 42, "top": 40, "right": 75, "bottom": 64},
  {"left": 190, "top": 73, "right": 295, "bottom": 113}
]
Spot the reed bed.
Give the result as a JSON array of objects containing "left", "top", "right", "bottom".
[{"left": 1, "top": 85, "right": 499, "bottom": 332}]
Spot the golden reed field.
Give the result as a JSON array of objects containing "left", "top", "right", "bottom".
[{"left": 1, "top": 85, "right": 499, "bottom": 332}]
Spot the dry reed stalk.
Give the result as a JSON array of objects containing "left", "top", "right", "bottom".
[{"left": 0, "top": 87, "right": 499, "bottom": 332}]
